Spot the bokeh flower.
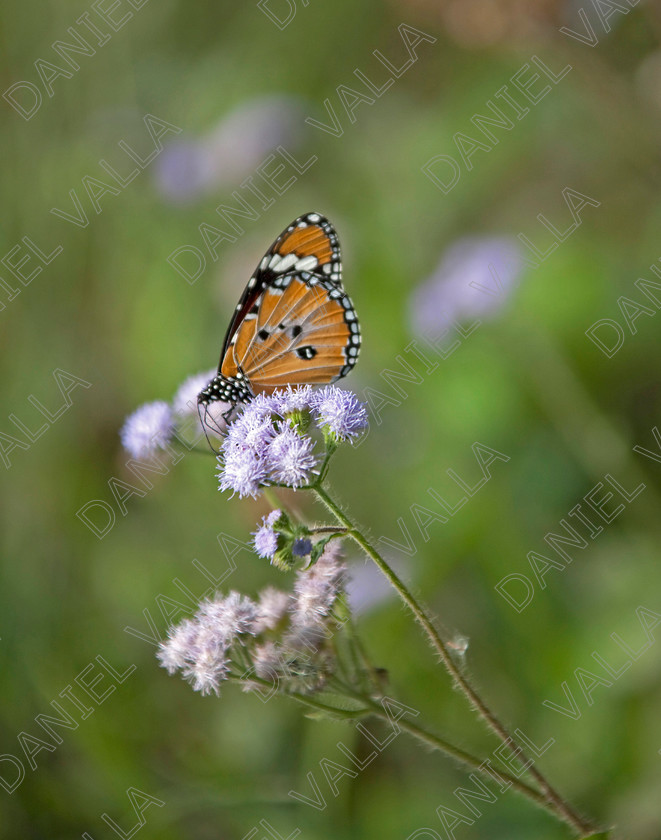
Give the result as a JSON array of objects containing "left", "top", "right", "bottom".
[
  {"left": 120, "top": 401, "right": 174, "bottom": 459},
  {"left": 153, "top": 95, "right": 306, "bottom": 204},
  {"left": 409, "top": 236, "right": 524, "bottom": 340},
  {"left": 173, "top": 369, "right": 216, "bottom": 415}
]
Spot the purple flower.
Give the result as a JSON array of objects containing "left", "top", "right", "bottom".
[
  {"left": 267, "top": 427, "right": 317, "bottom": 488},
  {"left": 227, "top": 413, "right": 276, "bottom": 453},
  {"left": 409, "top": 236, "right": 524, "bottom": 340},
  {"left": 153, "top": 140, "right": 212, "bottom": 204},
  {"left": 274, "top": 385, "right": 313, "bottom": 417},
  {"left": 311, "top": 386, "right": 368, "bottom": 441},
  {"left": 253, "top": 509, "right": 283, "bottom": 560},
  {"left": 173, "top": 369, "right": 216, "bottom": 415},
  {"left": 216, "top": 387, "right": 368, "bottom": 496},
  {"left": 345, "top": 556, "right": 408, "bottom": 615},
  {"left": 218, "top": 446, "right": 268, "bottom": 498},
  {"left": 120, "top": 401, "right": 174, "bottom": 459},
  {"left": 153, "top": 96, "right": 306, "bottom": 204}
]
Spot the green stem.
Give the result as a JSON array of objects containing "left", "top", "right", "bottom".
[
  {"left": 230, "top": 674, "right": 544, "bottom": 806},
  {"left": 310, "top": 526, "right": 350, "bottom": 535},
  {"left": 311, "top": 484, "right": 599, "bottom": 837}
]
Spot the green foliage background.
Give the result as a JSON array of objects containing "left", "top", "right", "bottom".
[{"left": 1, "top": 1, "right": 661, "bottom": 838}]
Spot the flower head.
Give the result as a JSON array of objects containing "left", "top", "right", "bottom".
[
  {"left": 253, "top": 509, "right": 284, "bottom": 560},
  {"left": 218, "top": 445, "right": 268, "bottom": 499},
  {"left": 198, "top": 591, "right": 257, "bottom": 640},
  {"left": 120, "top": 401, "right": 174, "bottom": 459},
  {"left": 311, "top": 386, "right": 368, "bottom": 441},
  {"left": 267, "top": 427, "right": 317, "bottom": 488},
  {"left": 274, "top": 385, "right": 313, "bottom": 417}
]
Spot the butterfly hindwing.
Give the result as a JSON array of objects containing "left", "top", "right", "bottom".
[{"left": 226, "top": 271, "right": 359, "bottom": 392}]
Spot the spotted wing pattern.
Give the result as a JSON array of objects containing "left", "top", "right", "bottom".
[{"left": 219, "top": 212, "right": 360, "bottom": 394}]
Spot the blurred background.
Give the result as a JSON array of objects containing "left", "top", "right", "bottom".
[{"left": 2, "top": 0, "right": 661, "bottom": 837}]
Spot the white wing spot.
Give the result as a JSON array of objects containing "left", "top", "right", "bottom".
[
  {"left": 272, "top": 253, "right": 298, "bottom": 272},
  {"left": 296, "top": 255, "right": 318, "bottom": 271}
]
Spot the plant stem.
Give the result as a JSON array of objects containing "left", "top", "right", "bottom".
[
  {"left": 311, "top": 484, "right": 599, "bottom": 837},
  {"left": 229, "top": 674, "right": 543, "bottom": 805},
  {"left": 233, "top": 671, "right": 563, "bottom": 817},
  {"left": 310, "top": 526, "right": 350, "bottom": 535}
]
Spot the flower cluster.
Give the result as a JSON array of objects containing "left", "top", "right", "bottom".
[
  {"left": 120, "top": 376, "right": 367, "bottom": 485},
  {"left": 119, "top": 368, "right": 219, "bottom": 460},
  {"left": 218, "top": 385, "right": 368, "bottom": 499},
  {"left": 252, "top": 508, "right": 320, "bottom": 570},
  {"left": 158, "top": 542, "right": 347, "bottom": 696}
]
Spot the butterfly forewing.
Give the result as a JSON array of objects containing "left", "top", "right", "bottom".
[{"left": 219, "top": 212, "right": 342, "bottom": 365}]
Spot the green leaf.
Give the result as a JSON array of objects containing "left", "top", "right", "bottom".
[
  {"left": 309, "top": 534, "right": 334, "bottom": 565},
  {"left": 299, "top": 692, "right": 372, "bottom": 721}
]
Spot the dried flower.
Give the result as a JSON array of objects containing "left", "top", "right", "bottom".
[
  {"left": 157, "top": 591, "right": 258, "bottom": 695},
  {"left": 291, "top": 541, "right": 346, "bottom": 628},
  {"left": 253, "top": 587, "right": 291, "bottom": 634}
]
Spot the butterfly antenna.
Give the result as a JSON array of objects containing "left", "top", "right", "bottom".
[{"left": 198, "top": 402, "right": 218, "bottom": 455}]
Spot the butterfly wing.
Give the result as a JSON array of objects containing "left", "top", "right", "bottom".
[
  {"left": 219, "top": 212, "right": 341, "bottom": 368},
  {"left": 218, "top": 213, "right": 360, "bottom": 391}
]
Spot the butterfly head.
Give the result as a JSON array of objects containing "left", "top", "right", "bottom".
[{"left": 197, "top": 372, "right": 253, "bottom": 447}]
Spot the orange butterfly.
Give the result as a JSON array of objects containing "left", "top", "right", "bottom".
[{"left": 198, "top": 212, "right": 361, "bottom": 430}]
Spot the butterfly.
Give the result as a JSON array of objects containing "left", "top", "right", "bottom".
[{"left": 197, "top": 212, "right": 361, "bottom": 434}]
